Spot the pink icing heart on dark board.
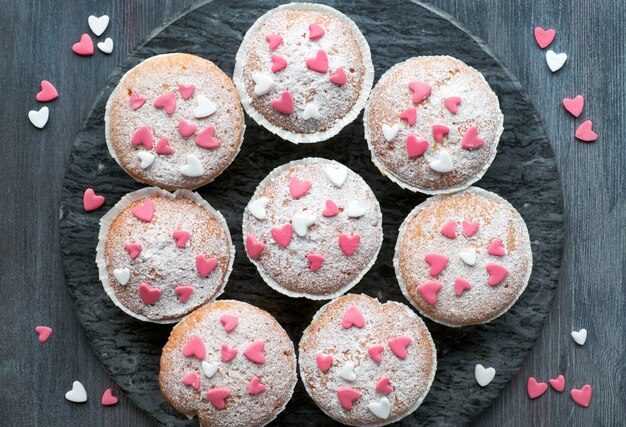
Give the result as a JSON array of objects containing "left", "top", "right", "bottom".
[
  {"left": 406, "top": 134, "right": 428, "bottom": 158},
  {"left": 243, "top": 340, "right": 266, "bottom": 364},
  {"left": 271, "top": 224, "right": 293, "bottom": 248},
  {"left": 153, "top": 91, "right": 176, "bottom": 115},
  {"left": 183, "top": 337, "right": 206, "bottom": 361},
  {"left": 408, "top": 81, "right": 431, "bottom": 103},
  {"left": 195, "top": 255, "right": 218, "bottom": 278},
  {"left": 101, "top": 388, "right": 119, "bottom": 406},
  {"left": 72, "top": 33, "right": 94, "bottom": 56},
  {"left": 575, "top": 120, "right": 597, "bottom": 142},
  {"left": 534, "top": 27, "right": 556, "bottom": 49},
  {"left": 139, "top": 282, "right": 161, "bottom": 305},
  {"left": 36, "top": 80, "right": 59, "bottom": 102},
  {"left": 271, "top": 90, "right": 294, "bottom": 114},
  {"left": 338, "top": 234, "right": 360, "bottom": 256},
  {"left": 83, "top": 188, "right": 105, "bottom": 211},
  {"left": 418, "top": 280, "right": 442, "bottom": 304},
  {"left": 131, "top": 125, "right": 154, "bottom": 149},
  {"left": 131, "top": 200, "right": 154, "bottom": 222},
  {"left": 306, "top": 49, "right": 329, "bottom": 73},
  {"left": 245, "top": 235, "right": 265, "bottom": 259},
  {"left": 570, "top": 384, "right": 592, "bottom": 407},
  {"left": 527, "top": 377, "right": 548, "bottom": 399},
  {"left": 563, "top": 95, "right": 584, "bottom": 117},
  {"left": 342, "top": 305, "right": 365, "bottom": 329},
  {"left": 549, "top": 375, "right": 565, "bottom": 392},
  {"left": 35, "top": 326, "right": 53, "bottom": 343}
]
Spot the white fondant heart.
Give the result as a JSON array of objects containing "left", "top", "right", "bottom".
[
  {"left": 546, "top": 50, "right": 567, "bottom": 72},
  {"left": 338, "top": 361, "right": 356, "bottom": 382},
  {"left": 181, "top": 155, "right": 204, "bottom": 177},
  {"left": 193, "top": 94, "right": 217, "bottom": 118},
  {"left": 97, "top": 38, "right": 113, "bottom": 54},
  {"left": 571, "top": 328, "right": 587, "bottom": 345},
  {"left": 429, "top": 149, "right": 454, "bottom": 173},
  {"left": 137, "top": 152, "right": 155, "bottom": 169},
  {"left": 459, "top": 248, "right": 477, "bottom": 266},
  {"left": 324, "top": 165, "right": 348, "bottom": 187},
  {"left": 347, "top": 200, "right": 366, "bottom": 218},
  {"left": 248, "top": 197, "right": 269, "bottom": 220},
  {"left": 475, "top": 364, "right": 496, "bottom": 387},
  {"left": 65, "top": 381, "right": 88, "bottom": 403},
  {"left": 88, "top": 15, "right": 109, "bottom": 36},
  {"left": 293, "top": 213, "right": 316, "bottom": 237},
  {"left": 302, "top": 103, "right": 321, "bottom": 120},
  {"left": 382, "top": 123, "right": 399, "bottom": 142},
  {"left": 368, "top": 397, "right": 391, "bottom": 419},
  {"left": 252, "top": 72, "right": 275, "bottom": 96},
  {"left": 202, "top": 361, "right": 219, "bottom": 378},
  {"left": 29, "top": 106, "right": 49, "bottom": 129},
  {"left": 113, "top": 268, "right": 130, "bottom": 285}
]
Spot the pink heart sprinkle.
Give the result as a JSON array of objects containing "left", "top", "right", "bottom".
[
  {"left": 575, "top": 120, "right": 597, "bottom": 142},
  {"left": 248, "top": 376, "right": 266, "bottom": 395},
  {"left": 306, "top": 49, "right": 329, "bottom": 73},
  {"left": 153, "top": 91, "right": 176, "bottom": 115},
  {"left": 408, "top": 81, "right": 431, "bottom": 103},
  {"left": 342, "top": 305, "right": 365, "bottom": 329},
  {"left": 376, "top": 377, "right": 393, "bottom": 394},
  {"left": 432, "top": 124, "right": 450, "bottom": 142},
  {"left": 243, "top": 340, "right": 266, "bottom": 364},
  {"left": 131, "top": 199, "right": 154, "bottom": 222},
  {"left": 368, "top": 345, "right": 384, "bottom": 364},
  {"left": 330, "top": 67, "right": 347, "bottom": 85},
  {"left": 534, "top": 27, "right": 556, "bottom": 49},
  {"left": 175, "top": 286, "right": 193, "bottom": 303},
  {"left": 183, "top": 337, "right": 206, "bottom": 360},
  {"left": 406, "top": 134, "right": 429, "bottom": 158},
  {"left": 337, "top": 388, "right": 361, "bottom": 410},
  {"left": 101, "top": 388, "right": 119, "bottom": 406},
  {"left": 271, "top": 90, "right": 294, "bottom": 114},
  {"left": 440, "top": 220, "right": 456, "bottom": 239},
  {"left": 418, "top": 280, "right": 442, "bottom": 305},
  {"left": 338, "top": 234, "right": 360, "bottom": 256},
  {"left": 72, "top": 33, "right": 94, "bottom": 56},
  {"left": 177, "top": 83, "right": 195, "bottom": 100},
  {"left": 83, "top": 188, "right": 105, "bottom": 211},
  {"left": 124, "top": 242, "right": 142, "bottom": 260},
  {"left": 322, "top": 199, "right": 339, "bottom": 217},
  {"left": 206, "top": 387, "right": 230, "bottom": 409},
  {"left": 424, "top": 253, "right": 449, "bottom": 276},
  {"left": 36, "top": 80, "right": 59, "bottom": 102},
  {"left": 444, "top": 96, "right": 462, "bottom": 114},
  {"left": 220, "top": 315, "right": 238, "bottom": 333},
  {"left": 130, "top": 93, "right": 146, "bottom": 110},
  {"left": 182, "top": 372, "right": 201, "bottom": 391},
  {"left": 462, "top": 220, "right": 479, "bottom": 237},
  {"left": 316, "top": 353, "right": 333, "bottom": 372},
  {"left": 454, "top": 277, "right": 472, "bottom": 296},
  {"left": 35, "top": 326, "right": 53, "bottom": 343},
  {"left": 570, "top": 384, "right": 592, "bottom": 407},
  {"left": 195, "top": 255, "right": 218, "bottom": 278},
  {"left": 307, "top": 253, "right": 325, "bottom": 271},
  {"left": 195, "top": 125, "right": 220, "bottom": 149},
  {"left": 289, "top": 176, "right": 312, "bottom": 199},
  {"left": 549, "top": 375, "right": 565, "bottom": 392},
  {"left": 172, "top": 230, "right": 190, "bottom": 248},
  {"left": 131, "top": 125, "right": 154, "bottom": 149},
  {"left": 178, "top": 120, "right": 197, "bottom": 138},
  {"left": 388, "top": 336, "right": 411, "bottom": 359},
  {"left": 246, "top": 235, "right": 265, "bottom": 259},
  {"left": 527, "top": 377, "right": 548, "bottom": 399},
  {"left": 271, "top": 224, "right": 292, "bottom": 248},
  {"left": 155, "top": 137, "right": 174, "bottom": 155},
  {"left": 265, "top": 34, "right": 283, "bottom": 50},
  {"left": 271, "top": 54, "right": 287, "bottom": 73},
  {"left": 461, "top": 126, "right": 485, "bottom": 150},
  {"left": 221, "top": 344, "right": 237, "bottom": 362},
  {"left": 488, "top": 239, "right": 506, "bottom": 256},
  {"left": 309, "top": 23, "right": 325, "bottom": 40},
  {"left": 486, "top": 263, "right": 509, "bottom": 286},
  {"left": 139, "top": 282, "right": 161, "bottom": 305},
  {"left": 400, "top": 107, "right": 417, "bottom": 126},
  {"left": 563, "top": 95, "right": 584, "bottom": 117}
]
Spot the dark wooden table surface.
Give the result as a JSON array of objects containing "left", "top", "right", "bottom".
[{"left": 0, "top": 1, "right": 623, "bottom": 426}]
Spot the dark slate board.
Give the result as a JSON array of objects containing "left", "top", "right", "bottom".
[{"left": 58, "top": 0, "right": 564, "bottom": 425}]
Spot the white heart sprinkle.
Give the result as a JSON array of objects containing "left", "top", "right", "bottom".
[
  {"left": 193, "top": 94, "right": 217, "bottom": 119},
  {"left": 324, "top": 165, "right": 348, "bottom": 187},
  {"left": 137, "top": 151, "right": 155, "bottom": 169},
  {"left": 252, "top": 72, "right": 275, "bottom": 96},
  {"left": 292, "top": 213, "right": 316, "bottom": 237},
  {"left": 181, "top": 155, "right": 204, "bottom": 177},
  {"left": 97, "top": 38, "right": 113, "bottom": 54},
  {"left": 88, "top": 15, "right": 109, "bottom": 36},
  {"left": 346, "top": 200, "right": 366, "bottom": 218},
  {"left": 202, "top": 361, "right": 219, "bottom": 378},
  {"left": 248, "top": 197, "right": 269, "bottom": 220},
  {"left": 546, "top": 50, "right": 567, "bottom": 72},
  {"left": 28, "top": 106, "right": 49, "bottom": 129},
  {"left": 382, "top": 123, "right": 399, "bottom": 142},
  {"left": 367, "top": 397, "right": 391, "bottom": 419},
  {"left": 65, "top": 381, "right": 88, "bottom": 403},
  {"left": 302, "top": 103, "right": 321, "bottom": 120},
  {"left": 571, "top": 328, "right": 587, "bottom": 346},
  {"left": 338, "top": 361, "right": 356, "bottom": 382},
  {"left": 475, "top": 364, "right": 496, "bottom": 387},
  {"left": 428, "top": 149, "right": 454, "bottom": 173},
  {"left": 113, "top": 268, "right": 130, "bottom": 285},
  {"left": 459, "top": 248, "right": 477, "bottom": 266}
]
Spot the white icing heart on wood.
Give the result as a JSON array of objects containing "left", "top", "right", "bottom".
[
  {"left": 202, "top": 361, "right": 219, "bottom": 378},
  {"left": 571, "top": 328, "right": 587, "bottom": 345},
  {"left": 28, "top": 106, "right": 49, "bottom": 129},
  {"left": 113, "top": 268, "right": 130, "bottom": 285},
  {"left": 181, "top": 155, "right": 204, "bottom": 177},
  {"left": 368, "top": 397, "right": 391, "bottom": 419},
  {"left": 475, "top": 364, "right": 496, "bottom": 387},
  {"left": 382, "top": 123, "right": 398, "bottom": 142},
  {"left": 97, "top": 38, "right": 113, "bottom": 54},
  {"left": 252, "top": 72, "right": 275, "bottom": 96},
  {"left": 546, "top": 50, "right": 567, "bottom": 72},
  {"left": 137, "top": 152, "right": 155, "bottom": 169},
  {"left": 248, "top": 197, "right": 269, "bottom": 220},
  {"left": 428, "top": 149, "right": 454, "bottom": 173},
  {"left": 338, "top": 361, "right": 356, "bottom": 381},
  {"left": 293, "top": 213, "right": 316, "bottom": 237},
  {"left": 459, "top": 248, "right": 477, "bottom": 266},
  {"left": 65, "top": 381, "right": 88, "bottom": 403},
  {"left": 347, "top": 200, "right": 366, "bottom": 218},
  {"left": 324, "top": 165, "right": 348, "bottom": 187},
  {"left": 193, "top": 94, "right": 217, "bottom": 118},
  {"left": 88, "top": 15, "right": 109, "bottom": 36},
  {"left": 302, "top": 103, "right": 321, "bottom": 120}
]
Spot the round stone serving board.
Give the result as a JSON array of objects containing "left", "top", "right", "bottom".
[{"left": 59, "top": 0, "right": 564, "bottom": 425}]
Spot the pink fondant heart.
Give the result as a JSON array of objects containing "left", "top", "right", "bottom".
[
  {"left": 130, "top": 93, "right": 146, "bottom": 110},
  {"left": 271, "top": 224, "right": 292, "bottom": 248},
  {"left": 195, "top": 255, "right": 218, "bottom": 278},
  {"left": 131, "top": 125, "right": 154, "bottom": 149},
  {"left": 462, "top": 220, "right": 479, "bottom": 237},
  {"left": 183, "top": 337, "right": 206, "bottom": 360},
  {"left": 563, "top": 95, "right": 584, "bottom": 117},
  {"left": 570, "top": 384, "right": 592, "bottom": 407},
  {"left": 131, "top": 199, "right": 154, "bottom": 222},
  {"left": 549, "top": 375, "right": 565, "bottom": 392},
  {"left": 424, "top": 253, "right": 449, "bottom": 276},
  {"left": 444, "top": 96, "right": 462, "bottom": 114},
  {"left": 432, "top": 124, "right": 450, "bottom": 142},
  {"left": 182, "top": 372, "right": 201, "bottom": 390},
  {"left": 388, "top": 336, "right": 411, "bottom": 359},
  {"left": 330, "top": 67, "right": 347, "bottom": 85},
  {"left": 124, "top": 242, "right": 142, "bottom": 260},
  {"left": 454, "top": 277, "right": 472, "bottom": 296},
  {"left": 368, "top": 345, "right": 384, "bottom": 364},
  {"left": 316, "top": 353, "right": 333, "bottom": 372},
  {"left": 155, "top": 137, "right": 174, "bottom": 155},
  {"left": 139, "top": 282, "right": 161, "bottom": 305},
  {"left": 306, "top": 49, "right": 329, "bottom": 73},
  {"left": 461, "top": 126, "right": 485, "bottom": 150},
  {"left": 322, "top": 199, "right": 339, "bottom": 217},
  {"left": 195, "top": 125, "right": 220, "bottom": 149},
  {"left": 486, "top": 263, "right": 509, "bottom": 286},
  {"left": 265, "top": 34, "right": 283, "bottom": 50},
  {"left": 418, "top": 280, "right": 442, "bottom": 305},
  {"left": 248, "top": 376, "right": 266, "bottom": 395},
  {"left": 206, "top": 387, "right": 230, "bottom": 409},
  {"left": 35, "top": 326, "right": 53, "bottom": 343},
  {"left": 408, "top": 81, "right": 431, "bottom": 103},
  {"left": 289, "top": 176, "right": 312, "bottom": 199},
  {"left": 339, "top": 234, "right": 360, "bottom": 256},
  {"left": 342, "top": 305, "right": 365, "bottom": 329},
  {"left": 178, "top": 120, "right": 197, "bottom": 138},
  {"left": 575, "top": 120, "right": 597, "bottom": 142},
  {"left": 221, "top": 344, "right": 237, "bottom": 362},
  {"left": 175, "top": 286, "right": 193, "bottom": 303},
  {"left": 172, "top": 230, "right": 190, "bottom": 248},
  {"left": 376, "top": 377, "right": 393, "bottom": 394},
  {"left": 153, "top": 91, "right": 176, "bottom": 115},
  {"left": 534, "top": 27, "right": 556, "bottom": 49},
  {"left": 246, "top": 235, "right": 265, "bottom": 259},
  {"left": 101, "top": 388, "right": 119, "bottom": 406},
  {"left": 527, "top": 377, "right": 548, "bottom": 399},
  {"left": 36, "top": 80, "right": 58, "bottom": 102},
  {"left": 271, "top": 90, "right": 294, "bottom": 114},
  {"left": 72, "top": 34, "right": 94, "bottom": 56},
  {"left": 440, "top": 220, "right": 456, "bottom": 239},
  {"left": 337, "top": 388, "right": 361, "bottom": 410},
  {"left": 488, "top": 239, "right": 506, "bottom": 256},
  {"left": 220, "top": 315, "right": 238, "bottom": 333},
  {"left": 307, "top": 253, "right": 325, "bottom": 271},
  {"left": 400, "top": 107, "right": 416, "bottom": 126},
  {"left": 406, "top": 134, "right": 429, "bottom": 158},
  {"left": 309, "top": 23, "right": 325, "bottom": 40},
  {"left": 243, "top": 340, "right": 266, "bottom": 364},
  {"left": 271, "top": 54, "right": 287, "bottom": 73},
  {"left": 177, "top": 83, "right": 195, "bottom": 100},
  {"left": 83, "top": 188, "right": 105, "bottom": 211}
]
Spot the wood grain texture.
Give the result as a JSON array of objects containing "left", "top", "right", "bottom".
[{"left": 0, "top": 1, "right": 623, "bottom": 427}]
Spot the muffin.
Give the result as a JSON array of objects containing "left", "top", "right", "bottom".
[
  {"left": 364, "top": 56, "right": 504, "bottom": 194},
  {"left": 242, "top": 158, "right": 383, "bottom": 299},
  {"left": 96, "top": 187, "right": 234, "bottom": 323},
  {"left": 105, "top": 53, "right": 245, "bottom": 190},
  {"left": 159, "top": 300, "right": 297, "bottom": 427},
  {"left": 299, "top": 294, "right": 437, "bottom": 426},
  {"left": 233, "top": 3, "right": 374, "bottom": 143},
  {"left": 394, "top": 187, "right": 532, "bottom": 327}
]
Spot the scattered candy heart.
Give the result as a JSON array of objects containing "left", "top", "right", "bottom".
[
  {"left": 271, "top": 90, "right": 294, "bottom": 114},
  {"left": 534, "top": 27, "right": 556, "bottom": 49},
  {"left": 459, "top": 248, "right": 477, "bottom": 266},
  {"left": 195, "top": 125, "right": 220, "bottom": 149},
  {"left": 388, "top": 336, "right": 411, "bottom": 359},
  {"left": 139, "top": 282, "right": 161, "bottom": 305},
  {"left": 293, "top": 213, "right": 315, "bottom": 236},
  {"left": 130, "top": 93, "right": 146, "bottom": 110},
  {"left": 487, "top": 239, "right": 506, "bottom": 256},
  {"left": 486, "top": 263, "right": 508, "bottom": 286},
  {"left": 342, "top": 305, "right": 365, "bottom": 329},
  {"left": 546, "top": 50, "right": 567, "bottom": 72},
  {"left": 575, "top": 120, "right": 597, "bottom": 142},
  {"left": 206, "top": 387, "right": 230, "bottom": 409},
  {"left": 195, "top": 255, "right": 218, "bottom": 278},
  {"left": 418, "top": 280, "right": 442, "bottom": 305},
  {"left": 137, "top": 152, "right": 155, "bottom": 168},
  {"left": 193, "top": 94, "right": 216, "bottom": 118},
  {"left": 406, "top": 134, "right": 429, "bottom": 158},
  {"left": 221, "top": 344, "right": 237, "bottom": 362},
  {"left": 245, "top": 236, "right": 265, "bottom": 259},
  {"left": 265, "top": 34, "right": 282, "bottom": 50},
  {"left": 97, "top": 38, "right": 113, "bottom": 54},
  {"left": 290, "top": 176, "right": 312, "bottom": 198},
  {"left": 220, "top": 315, "right": 238, "bottom": 333},
  {"left": 461, "top": 126, "right": 485, "bottom": 150},
  {"left": 271, "top": 223, "right": 292, "bottom": 247},
  {"left": 400, "top": 107, "right": 416, "bottom": 126},
  {"left": 432, "top": 124, "right": 450, "bottom": 142},
  {"left": 338, "top": 234, "right": 360, "bottom": 256},
  {"left": 270, "top": 54, "right": 287, "bottom": 73},
  {"left": 35, "top": 326, "right": 53, "bottom": 343},
  {"left": 346, "top": 200, "right": 365, "bottom": 218},
  {"left": 368, "top": 397, "right": 391, "bottom": 419},
  {"left": 28, "top": 106, "right": 49, "bottom": 129},
  {"left": 172, "top": 230, "right": 190, "bottom": 248},
  {"left": 570, "top": 384, "right": 592, "bottom": 407},
  {"left": 444, "top": 96, "right": 462, "bottom": 114},
  {"left": 183, "top": 337, "right": 206, "bottom": 360},
  {"left": 425, "top": 253, "right": 448, "bottom": 276},
  {"left": 202, "top": 361, "right": 219, "bottom": 378},
  {"left": 131, "top": 199, "right": 154, "bottom": 222},
  {"left": 101, "top": 388, "right": 118, "bottom": 406},
  {"left": 248, "top": 376, "right": 266, "bottom": 394},
  {"left": 175, "top": 286, "right": 193, "bottom": 303},
  {"left": 252, "top": 72, "right": 275, "bottom": 96},
  {"left": 324, "top": 165, "right": 347, "bottom": 187},
  {"left": 571, "top": 328, "right": 587, "bottom": 345},
  {"left": 428, "top": 149, "right": 454, "bottom": 173},
  {"left": 65, "top": 381, "right": 88, "bottom": 403},
  {"left": 302, "top": 103, "right": 321, "bottom": 120},
  {"left": 462, "top": 220, "right": 479, "bottom": 237},
  {"left": 475, "top": 364, "right": 496, "bottom": 387},
  {"left": 376, "top": 377, "right": 393, "bottom": 394},
  {"left": 177, "top": 83, "right": 195, "bottom": 100},
  {"left": 549, "top": 375, "right": 565, "bottom": 392},
  {"left": 408, "top": 81, "right": 431, "bottom": 103},
  {"left": 527, "top": 377, "right": 548, "bottom": 399},
  {"left": 178, "top": 120, "right": 197, "bottom": 138},
  {"left": 382, "top": 123, "right": 399, "bottom": 141},
  {"left": 330, "top": 67, "right": 347, "bottom": 85},
  {"left": 337, "top": 388, "right": 361, "bottom": 410},
  {"left": 338, "top": 361, "right": 356, "bottom": 381},
  {"left": 36, "top": 80, "right": 58, "bottom": 102},
  {"left": 243, "top": 340, "right": 265, "bottom": 364},
  {"left": 182, "top": 372, "right": 200, "bottom": 390},
  {"left": 83, "top": 188, "right": 105, "bottom": 211},
  {"left": 454, "top": 277, "right": 472, "bottom": 296},
  {"left": 368, "top": 345, "right": 384, "bottom": 364},
  {"left": 124, "top": 242, "right": 142, "bottom": 260},
  {"left": 72, "top": 34, "right": 94, "bottom": 56},
  {"left": 563, "top": 95, "right": 584, "bottom": 117},
  {"left": 316, "top": 353, "right": 333, "bottom": 372},
  {"left": 440, "top": 220, "right": 456, "bottom": 239},
  {"left": 181, "top": 155, "right": 204, "bottom": 177},
  {"left": 131, "top": 125, "right": 153, "bottom": 149},
  {"left": 88, "top": 15, "right": 109, "bottom": 36},
  {"left": 322, "top": 200, "right": 339, "bottom": 217},
  {"left": 309, "top": 23, "right": 325, "bottom": 40},
  {"left": 306, "top": 49, "right": 328, "bottom": 73},
  {"left": 153, "top": 91, "right": 176, "bottom": 115},
  {"left": 248, "top": 197, "right": 270, "bottom": 220},
  {"left": 155, "top": 137, "right": 174, "bottom": 155},
  {"left": 113, "top": 268, "right": 130, "bottom": 286}
]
